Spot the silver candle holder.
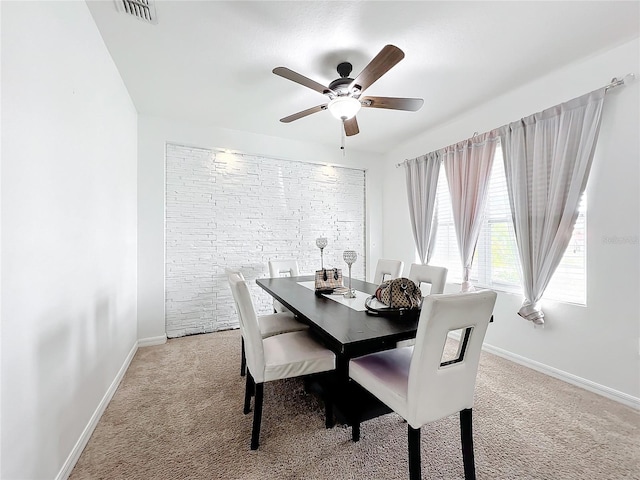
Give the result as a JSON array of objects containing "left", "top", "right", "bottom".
[
  {"left": 343, "top": 250, "right": 357, "bottom": 298},
  {"left": 316, "top": 237, "right": 328, "bottom": 269}
]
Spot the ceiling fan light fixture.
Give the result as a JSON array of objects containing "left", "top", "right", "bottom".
[{"left": 328, "top": 96, "right": 361, "bottom": 120}]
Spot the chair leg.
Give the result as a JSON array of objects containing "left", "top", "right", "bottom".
[
  {"left": 249, "top": 373, "right": 255, "bottom": 396},
  {"left": 240, "top": 337, "right": 247, "bottom": 377},
  {"left": 352, "top": 422, "right": 360, "bottom": 442},
  {"left": 250, "top": 382, "right": 264, "bottom": 450},
  {"left": 324, "top": 399, "right": 334, "bottom": 429},
  {"left": 243, "top": 371, "right": 253, "bottom": 414},
  {"left": 460, "top": 408, "right": 476, "bottom": 480},
  {"left": 350, "top": 391, "right": 360, "bottom": 440},
  {"left": 408, "top": 425, "right": 421, "bottom": 480}
]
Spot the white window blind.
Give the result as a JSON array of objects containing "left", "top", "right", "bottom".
[{"left": 430, "top": 142, "right": 586, "bottom": 305}]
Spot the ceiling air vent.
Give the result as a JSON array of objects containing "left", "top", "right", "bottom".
[{"left": 118, "top": 0, "right": 158, "bottom": 24}]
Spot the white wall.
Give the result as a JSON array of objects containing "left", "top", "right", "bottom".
[
  {"left": 383, "top": 39, "right": 640, "bottom": 402},
  {"left": 138, "top": 115, "right": 384, "bottom": 342},
  {"left": 1, "top": 2, "right": 138, "bottom": 479}
]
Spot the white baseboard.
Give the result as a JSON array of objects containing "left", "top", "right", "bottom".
[
  {"left": 56, "top": 341, "right": 139, "bottom": 480},
  {"left": 447, "top": 331, "right": 639, "bottom": 410},
  {"left": 482, "top": 342, "right": 640, "bottom": 410},
  {"left": 138, "top": 334, "right": 167, "bottom": 347}
]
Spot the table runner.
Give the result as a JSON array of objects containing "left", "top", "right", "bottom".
[{"left": 297, "top": 281, "right": 373, "bottom": 311}]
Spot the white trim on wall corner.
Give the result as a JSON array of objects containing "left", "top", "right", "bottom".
[
  {"left": 138, "top": 335, "right": 167, "bottom": 347},
  {"left": 447, "top": 332, "right": 639, "bottom": 410},
  {"left": 55, "top": 341, "right": 139, "bottom": 480},
  {"left": 56, "top": 335, "right": 166, "bottom": 479},
  {"left": 481, "top": 342, "right": 640, "bottom": 410}
]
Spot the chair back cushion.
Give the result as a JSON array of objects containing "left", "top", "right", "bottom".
[
  {"left": 268, "top": 259, "right": 300, "bottom": 278},
  {"left": 408, "top": 263, "right": 448, "bottom": 296},
  {"left": 372, "top": 259, "right": 404, "bottom": 285},
  {"left": 407, "top": 290, "right": 497, "bottom": 426},
  {"left": 228, "top": 273, "right": 266, "bottom": 382}
]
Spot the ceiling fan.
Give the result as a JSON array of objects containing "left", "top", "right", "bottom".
[{"left": 273, "top": 45, "right": 424, "bottom": 137}]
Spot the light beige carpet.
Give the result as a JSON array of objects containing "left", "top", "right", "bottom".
[{"left": 70, "top": 330, "right": 640, "bottom": 479}]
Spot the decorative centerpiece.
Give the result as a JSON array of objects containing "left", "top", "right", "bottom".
[
  {"left": 316, "top": 237, "right": 328, "bottom": 269},
  {"left": 343, "top": 250, "right": 357, "bottom": 298}
]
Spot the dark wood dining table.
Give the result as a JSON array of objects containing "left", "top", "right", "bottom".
[{"left": 256, "top": 275, "right": 421, "bottom": 439}]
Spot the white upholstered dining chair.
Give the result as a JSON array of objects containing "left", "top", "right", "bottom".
[
  {"left": 408, "top": 263, "right": 448, "bottom": 297},
  {"left": 268, "top": 259, "right": 300, "bottom": 313},
  {"left": 349, "top": 289, "right": 497, "bottom": 480},
  {"left": 396, "top": 263, "right": 449, "bottom": 348},
  {"left": 372, "top": 258, "right": 404, "bottom": 285},
  {"left": 228, "top": 273, "right": 336, "bottom": 450},
  {"left": 226, "top": 269, "right": 308, "bottom": 377}
]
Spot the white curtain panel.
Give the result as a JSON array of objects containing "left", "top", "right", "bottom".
[
  {"left": 499, "top": 88, "right": 606, "bottom": 325},
  {"left": 405, "top": 153, "right": 441, "bottom": 265},
  {"left": 443, "top": 132, "right": 498, "bottom": 292}
]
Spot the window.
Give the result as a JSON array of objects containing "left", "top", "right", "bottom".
[{"left": 429, "top": 143, "right": 586, "bottom": 305}]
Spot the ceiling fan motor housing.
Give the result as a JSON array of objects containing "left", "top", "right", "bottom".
[
  {"left": 328, "top": 77, "right": 354, "bottom": 95},
  {"left": 329, "top": 62, "right": 359, "bottom": 97}
]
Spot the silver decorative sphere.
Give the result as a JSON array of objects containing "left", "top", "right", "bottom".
[
  {"left": 343, "top": 250, "right": 357, "bottom": 265},
  {"left": 315, "top": 237, "right": 328, "bottom": 249}
]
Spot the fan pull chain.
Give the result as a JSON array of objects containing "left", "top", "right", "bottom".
[{"left": 341, "top": 118, "right": 346, "bottom": 156}]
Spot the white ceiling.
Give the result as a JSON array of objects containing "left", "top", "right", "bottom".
[{"left": 87, "top": 1, "right": 639, "bottom": 154}]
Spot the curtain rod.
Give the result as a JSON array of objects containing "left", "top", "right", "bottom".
[{"left": 395, "top": 73, "right": 635, "bottom": 168}]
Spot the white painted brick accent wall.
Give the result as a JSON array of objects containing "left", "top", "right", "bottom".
[{"left": 165, "top": 144, "right": 366, "bottom": 338}]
